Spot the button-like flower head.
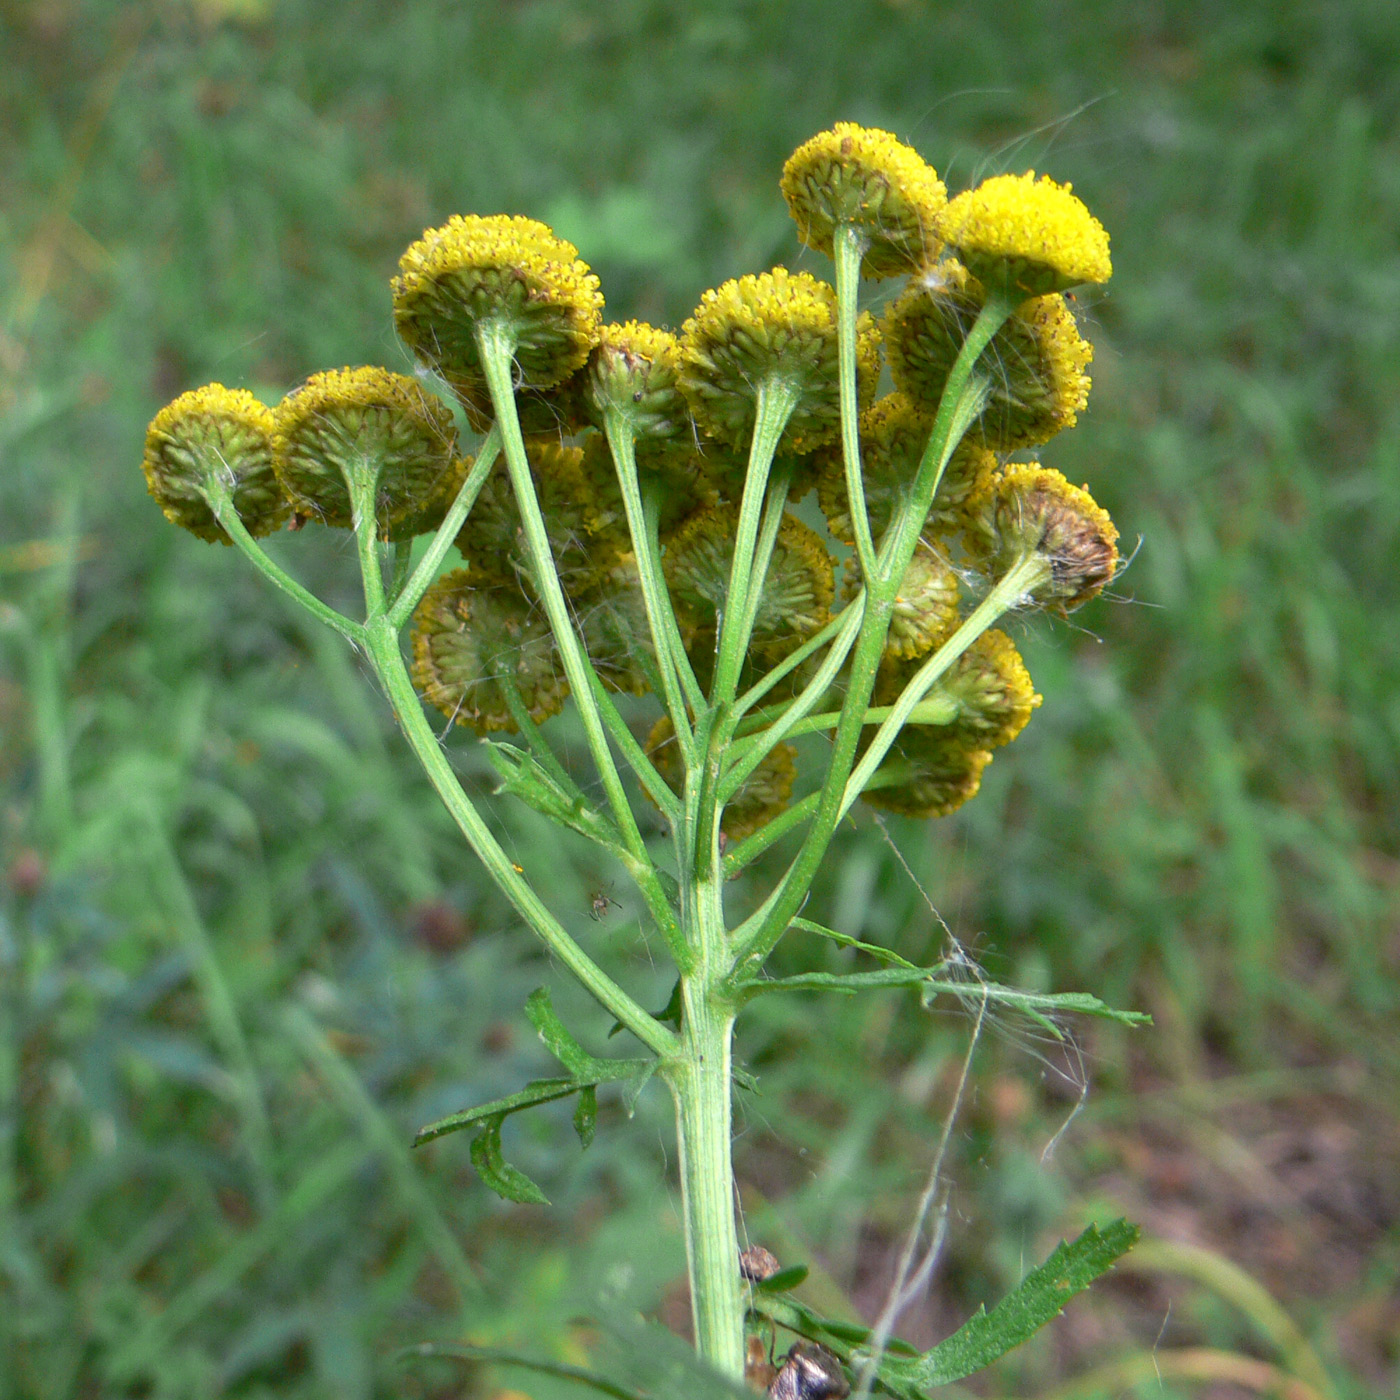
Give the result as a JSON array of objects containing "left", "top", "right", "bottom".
[
  {"left": 142, "top": 385, "right": 288, "bottom": 543},
  {"left": 678, "top": 268, "right": 879, "bottom": 455},
  {"left": 781, "top": 122, "right": 946, "bottom": 278},
  {"left": 393, "top": 214, "right": 603, "bottom": 395},
  {"left": 936, "top": 171, "right": 1111, "bottom": 297},
  {"left": 272, "top": 366, "right": 458, "bottom": 532}
]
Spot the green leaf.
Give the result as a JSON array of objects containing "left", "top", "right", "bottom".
[
  {"left": 469, "top": 1117, "right": 550, "bottom": 1206},
  {"left": 731, "top": 969, "right": 1151, "bottom": 1032},
  {"left": 893, "top": 1220, "right": 1140, "bottom": 1389},
  {"left": 486, "top": 742, "right": 627, "bottom": 853},
  {"left": 573, "top": 1084, "right": 598, "bottom": 1148},
  {"left": 610, "top": 977, "right": 683, "bottom": 1038},
  {"left": 525, "top": 987, "right": 656, "bottom": 1082},
  {"left": 413, "top": 1077, "right": 582, "bottom": 1146},
  {"left": 748, "top": 1220, "right": 1139, "bottom": 1396},
  {"left": 787, "top": 917, "right": 924, "bottom": 970},
  {"left": 756, "top": 1264, "right": 809, "bottom": 1294}
]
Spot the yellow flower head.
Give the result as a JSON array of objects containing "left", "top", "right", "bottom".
[
  {"left": 582, "top": 321, "right": 688, "bottom": 441},
  {"left": 393, "top": 214, "right": 603, "bottom": 395},
  {"left": 664, "top": 504, "right": 834, "bottom": 660},
  {"left": 846, "top": 542, "right": 961, "bottom": 661},
  {"left": 815, "top": 392, "right": 996, "bottom": 546},
  {"left": 455, "top": 440, "right": 626, "bottom": 597},
  {"left": 781, "top": 122, "right": 947, "bottom": 278},
  {"left": 938, "top": 630, "right": 1041, "bottom": 748},
  {"left": 971, "top": 464, "right": 1119, "bottom": 612},
  {"left": 678, "top": 267, "right": 880, "bottom": 455},
  {"left": 884, "top": 262, "right": 1092, "bottom": 450},
  {"left": 411, "top": 571, "right": 569, "bottom": 733},
  {"left": 272, "top": 366, "right": 458, "bottom": 532},
  {"left": 936, "top": 172, "right": 1111, "bottom": 296},
  {"left": 142, "top": 384, "right": 288, "bottom": 544},
  {"left": 860, "top": 728, "right": 992, "bottom": 819}
]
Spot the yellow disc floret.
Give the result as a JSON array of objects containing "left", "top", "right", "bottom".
[
  {"left": 781, "top": 122, "right": 947, "bottom": 278},
  {"left": 142, "top": 385, "right": 288, "bottom": 544},
  {"left": 272, "top": 366, "right": 458, "bottom": 532},
  {"left": 411, "top": 571, "right": 569, "bottom": 733},
  {"left": 884, "top": 262, "right": 1092, "bottom": 450},
  {"left": 678, "top": 267, "right": 879, "bottom": 455},
  {"left": 582, "top": 321, "right": 688, "bottom": 440},
  {"left": 393, "top": 214, "right": 603, "bottom": 397},
  {"left": 936, "top": 172, "right": 1111, "bottom": 297}
]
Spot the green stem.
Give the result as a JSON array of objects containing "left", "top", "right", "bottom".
[
  {"left": 728, "top": 294, "right": 1017, "bottom": 978},
  {"left": 708, "top": 379, "right": 801, "bottom": 706},
  {"left": 841, "top": 553, "right": 1049, "bottom": 818},
  {"left": 719, "top": 602, "right": 864, "bottom": 804},
  {"left": 476, "top": 321, "right": 656, "bottom": 874},
  {"left": 204, "top": 478, "right": 364, "bottom": 645},
  {"left": 603, "top": 412, "right": 699, "bottom": 758},
  {"left": 388, "top": 423, "right": 503, "bottom": 629},
  {"left": 834, "top": 224, "right": 877, "bottom": 576},
  {"left": 668, "top": 868, "right": 743, "bottom": 1375},
  {"left": 348, "top": 466, "right": 388, "bottom": 622},
  {"left": 364, "top": 618, "right": 678, "bottom": 1060},
  {"left": 733, "top": 599, "right": 856, "bottom": 719},
  {"left": 721, "top": 790, "right": 823, "bottom": 877}
]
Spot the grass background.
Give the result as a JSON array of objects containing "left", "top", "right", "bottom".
[{"left": 2, "top": 0, "right": 1398, "bottom": 1396}]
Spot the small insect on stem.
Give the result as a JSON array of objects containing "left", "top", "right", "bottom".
[
  {"left": 767, "top": 1342, "right": 849, "bottom": 1399},
  {"left": 587, "top": 883, "right": 620, "bottom": 921}
]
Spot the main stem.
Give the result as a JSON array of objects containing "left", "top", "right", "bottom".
[{"left": 671, "top": 859, "right": 743, "bottom": 1376}]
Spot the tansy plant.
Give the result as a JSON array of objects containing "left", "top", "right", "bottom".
[{"left": 142, "top": 124, "right": 1143, "bottom": 1398}]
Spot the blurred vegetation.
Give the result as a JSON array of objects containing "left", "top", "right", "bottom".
[{"left": 2, "top": 0, "right": 1398, "bottom": 1396}]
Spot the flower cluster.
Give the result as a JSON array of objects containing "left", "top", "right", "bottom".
[{"left": 140, "top": 126, "right": 1118, "bottom": 837}]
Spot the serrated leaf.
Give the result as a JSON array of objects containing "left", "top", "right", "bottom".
[
  {"left": 526, "top": 986, "right": 598, "bottom": 1077},
  {"left": 756, "top": 1264, "right": 809, "bottom": 1294},
  {"left": 787, "top": 917, "right": 923, "bottom": 970},
  {"left": 573, "top": 1084, "right": 598, "bottom": 1148},
  {"left": 731, "top": 969, "right": 1150, "bottom": 1032},
  {"left": 413, "top": 1077, "right": 581, "bottom": 1146},
  {"left": 470, "top": 1117, "right": 549, "bottom": 1206},
  {"left": 486, "top": 742, "right": 626, "bottom": 853},
  {"left": 749, "top": 1221, "right": 1139, "bottom": 1396},
  {"left": 895, "top": 1219, "right": 1140, "bottom": 1388}
]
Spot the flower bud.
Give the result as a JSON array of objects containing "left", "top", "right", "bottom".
[
  {"left": 141, "top": 385, "right": 288, "bottom": 543},
  {"left": 970, "top": 464, "right": 1119, "bottom": 612},
  {"left": 860, "top": 728, "right": 992, "bottom": 819},
  {"left": 663, "top": 504, "right": 834, "bottom": 660},
  {"left": 815, "top": 392, "right": 995, "bottom": 547},
  {"left": 582, "top": 321, "right": 688, "bottom": 440},
  {"left": 923, "top": 629, "right": 1040, "bottom": 748},
  {"left": 393, "top": 214, "right": 603, "bottom": 396},
  {"left": 846, "top": 542, "right": 961, "bottom": 661},
  {"left": 455, "top": 440, "right": 628, "bottom": 596}
]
